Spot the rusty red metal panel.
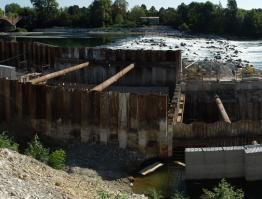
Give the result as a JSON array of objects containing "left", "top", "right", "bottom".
[
  {"left": 71, "top": 89, "right": 82, "bottom": 124},
  {"left": 100, "top": 92, "right": 110, "bottom": 128},
  {"left": 109, "top": 92, "right": 119, "bottom": 130}
]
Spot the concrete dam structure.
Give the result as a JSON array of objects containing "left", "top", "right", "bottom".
[{"left": 1, "top": 40, "right": 262, "bottom": 169}]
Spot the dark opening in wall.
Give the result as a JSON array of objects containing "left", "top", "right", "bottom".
[
  {"left": 182, "top": 90, "right": 254, "bottom": 124},
  {"left": 183, "top": 92, "right": 220, "bottom": 124}
]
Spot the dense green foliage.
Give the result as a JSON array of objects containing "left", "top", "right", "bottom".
[
  {"left": 25, "top": 135, "right": 50, "bottom": 163},
  {"left": 146, "top": 189, "right": 164, "bottom": 199},
  {"left": 25, "top": 135, "right": 66, "bottom": 170},
  {"left": 202, "top": 179, "right": 244, "bottom": 199},
  {"left": 172, "top": 192, "right": 189, "bottom": 199},
  {"left": 2, "top": 0, "right": 262, "bottom": 37},
  {"left": 97, "top": 190, "right": 128, "bottom": 199},
  {"left": 48, "top": 149, "right": 65, "bottom": 169},
  {"left": 0, "top": 132, "right": 19, "bottom": 151}
]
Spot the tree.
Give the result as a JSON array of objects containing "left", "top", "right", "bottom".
[
  {"left": 225, "top": 0, "right": 239, "bottom": 34},
  {"left": 0, "top": 8, "right": 4, "bottom": 17},
  {"left": 129, "top": 6, "right": 146, "bottom": 25},
  {"left": 30, "top": 0, "right": 59, "bottom": 27},
  {"left": 159, "top": 8, "right": 177, "bottom": 26},
  {"left": 19, "top": 7, "right": 37, "bottom": 30},
  {"left": 68, "top": 5, "right": 80, "bottom": 15},
  {"left": 148, "top": 6, "right": 158, "bottom": 17},
  {"left": 5, "top": 3, "right": 22, "bottom": 15},
  {"left": 89, "top": 0, "right": 112, "bottom": 27},
  {"left": 202, "top": 179, "right": 244, "bottom": 199},
  {"left": 112, "top": 0, "right": 128, "bottom": 24},
  {"left": 227, "top": 0, "right": 238, "bottom": 15}
]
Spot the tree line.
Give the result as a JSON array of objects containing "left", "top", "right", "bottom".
[{"left": 0, "top": 0, "right": 262, "bottom": 38}]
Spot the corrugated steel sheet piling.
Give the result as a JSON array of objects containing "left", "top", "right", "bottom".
[
  {"left": 29, "top": 62, "right": 90, "bottom": 85},
  {"left": 91, "top": 63, "right": 135, "bottom": 92}
]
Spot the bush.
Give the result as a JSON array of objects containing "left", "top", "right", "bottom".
[
  {"left": 146, "top": 189, "right": 164, "bottom": 199},
  {"left": 202, "top": 179, "right": 244, "bottom": 199},
  {"left": 14, "top": 28, "right": 28, "bottom": 32},
  {"left": 25, "top": 135, "right": 49, "bottom": 163},
  {"left": 172, "top": 192, "right": 189, "bottom": 199},
  {"left": 97, "top": 191, "right": 111, "bottom": 199},
  {"left": 178, "top": 23, "right": 190, "bottom": 33},
  {"left": 0, "top": 132, "right": 18, "bottom": 151},
  {"left": 48, "top": 149, "right": 65, "bottom": 170}
]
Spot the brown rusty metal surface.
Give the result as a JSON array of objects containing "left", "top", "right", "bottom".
[
  {"left": 91, "top": 63, "right": 135, "bottom": 92},
  {"left": 30, "top": 62, "right": 90, "bottom": 84}
]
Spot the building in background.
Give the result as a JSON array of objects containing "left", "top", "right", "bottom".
[{"left": 140, "top": 17, "right": 160, "bottom": 25}]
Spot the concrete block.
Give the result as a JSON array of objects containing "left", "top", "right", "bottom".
[
  {"left": 100, "top": 129, "right": 108, "bottom": 144},
  {"left": 118, "top": 129, "right": 127, "bottom": 149},
  {"left": 138, "top": 130, "right": 147, "bottom": 154},
  {"left": 245, "top": 145, "right": 262, "bottom": 181}
]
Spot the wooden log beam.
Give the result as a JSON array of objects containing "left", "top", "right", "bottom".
[
  {"left": 91, "top": 63, "right": 135, "bottom": 92},
  {"left": 215, "top": 95, "right": 231, "bottom": 124},
  {"left": 30, "top": 62, "right": 90, "bottom": 85}
]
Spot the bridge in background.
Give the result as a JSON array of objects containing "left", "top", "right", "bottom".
[{"left": 0, "top": 16, "right": 22, "bottom": 29}]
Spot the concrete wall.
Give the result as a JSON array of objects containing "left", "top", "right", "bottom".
[
  {"left": 0, "top": 65, "right": 16, "bottom": 80},
  {"left": 186, "top": 145, "right": 262, "bottom": 181}
]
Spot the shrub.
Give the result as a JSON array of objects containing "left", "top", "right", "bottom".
[
  {"left": 48, "top": 149, "right": 65, "bottom": 170},
  {"left": 25, "top": 135, "right": 49, "bottom": 163},
  {"left": 15, "top": 28, "right": 28, "bottom": 32},
  {"left": 178, "top": 23, "right": 190, "bottom": 33},
  {"left": 97, "top": 190, "right": 112, "bottom": 199},
  {"left": 146, "top": 189, "right": 164, "bottom": 199},
  {"left": 202, "top": 179, "right": 244, "bottom": 199},
  {"left": 0, "top": 132, "right": 18, "bottom": 151},
  {"left": 172, "top": 192, "right": 189, "bottom": 199}
]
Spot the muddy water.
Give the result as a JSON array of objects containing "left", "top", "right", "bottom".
[{"left": 133, "top": 163, "right": 186, "bottom": 198}]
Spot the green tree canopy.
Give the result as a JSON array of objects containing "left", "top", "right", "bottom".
[
  {"left": 5, "top": 3, "right": 22, "bottom": 15},
  {"left": 89, "top": 0, "right": 112, "bottom": 27},
  {"left": 129, "top": 6, "right": 146, "bottom": 24},
  {"left": 112, "top": 0, "right": 128, "bottom": 24},
  {"left": 30, "top": 0, "right": 59, "bottom": 27}
]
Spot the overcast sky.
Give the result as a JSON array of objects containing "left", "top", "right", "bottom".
[{"left": 1, "top": 0, "right": 262, "bottom": 10}]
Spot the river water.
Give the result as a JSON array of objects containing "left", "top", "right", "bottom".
[{"left": 1, "top": 32, "right": 262, "bottom": 69}]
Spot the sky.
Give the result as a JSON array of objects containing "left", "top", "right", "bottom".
[{"left": 0, "top": 0, "right": 262, "bottom": 10}]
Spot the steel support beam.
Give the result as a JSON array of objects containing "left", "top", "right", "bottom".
[
  {"left": 30, "top": 62, "right": 90, "bottom": 85},
  {"left": 91, "top": 63, "right": 135, "bottom": 92},
  {"left": 215, "top": 95, "right": 231, "bottom": 124}
]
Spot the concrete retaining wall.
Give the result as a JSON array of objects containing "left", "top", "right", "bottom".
[
  {"left": 0, "top": 65, "right": 16, "bottom": 80},
  {"left": 186, "top": 145, "right": 262, "bottom": 181}
]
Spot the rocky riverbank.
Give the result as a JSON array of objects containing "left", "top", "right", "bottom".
[{"left": 0, "top": 148, "right": 147, "bottom": 199}]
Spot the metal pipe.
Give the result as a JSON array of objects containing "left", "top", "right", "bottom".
[
  {"left": 91, "top": 63, "right": 135, "bottom": 92},
  {"left": 30, "top": 62, "right": 90, "bottom": 85},
  {"left": 215, "top": 95, "right": 231, "bottom": 124}
]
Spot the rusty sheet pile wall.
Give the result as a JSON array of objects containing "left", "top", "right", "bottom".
[
  {"left": 0, "top": 78, "right": 167, "bottom": 157},
  {"left": 173, "top": 121, "right": 262, "bottom": 147},
  {"left": 0, "top": 42, "right": 56, "bottom": 69},
  {"left": 0, "top": 41, "right": 181, "bottom": 87},
  {"left": 0, "top": 41, "right": 181, "bottom": 66}
]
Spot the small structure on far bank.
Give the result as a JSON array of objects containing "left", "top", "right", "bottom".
[{"left": 140, "top": 17, "right": 160, "bottom": 25}]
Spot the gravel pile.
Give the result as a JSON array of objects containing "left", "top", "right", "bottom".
[{"left": 0, "top": 148, "right": 146, "bottom": 199}]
